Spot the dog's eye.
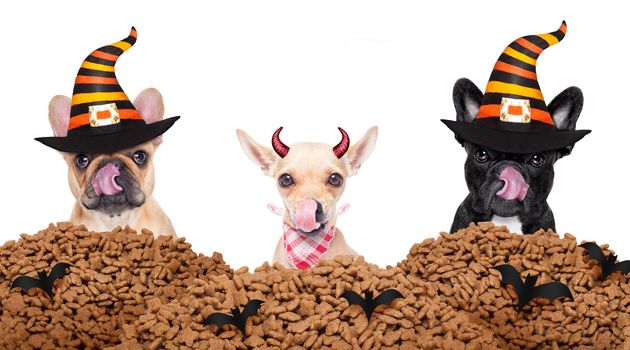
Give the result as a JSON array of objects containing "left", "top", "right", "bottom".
[
  {"left": 75, "top": 154, "right": 90, "bottom": 169},
  {"left": 474, "top": 148, "right": 489, "bottom": 163},
  {"left": 327, "top": 173, "right": 344, "bottom": 187},
  {"left": 278, "top": 174, "right": 294, "bottom": 188},
  {"left": 133, "top": 151, "right": 148, "bottom": 165},
  {"left": 530, "top": 154, "right": 546, "bottom": 167}
]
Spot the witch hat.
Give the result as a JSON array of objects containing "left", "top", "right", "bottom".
[
  {"left": 442, "top": 21, "right": 590, "bottom": 154},
  {"left": 36, "top": 27, "right": 179, "bottom": 153}
]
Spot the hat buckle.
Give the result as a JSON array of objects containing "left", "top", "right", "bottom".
[
  {"left": 500, "top": 97, "right": 531, "bottom": 124},
  {"left": 89, "top": 103, "right": 121, "bottom": 127}
]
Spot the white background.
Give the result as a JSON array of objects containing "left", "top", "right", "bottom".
[{"left": 0, "top": 1, "right": 627, "bottom": 268}]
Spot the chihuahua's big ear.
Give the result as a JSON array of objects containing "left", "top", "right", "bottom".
[
  {"left": 134, "top": 88, "right": 165, "bottom": 145},
  {"left": 345, "top": 126, "right": 378, "bottom": 176},
  {"left": 453, "top": 78, "right": 482, "bottom": 124},
  {"left": 236, "top": 129, "right": 279, "bottom": 176},
  {"left": 48, "top": 95, "right": 71, "bottom": 137}
]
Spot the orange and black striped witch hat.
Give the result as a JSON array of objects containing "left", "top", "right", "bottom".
[
  {"left": 442, "top": 21, "right": 590, "bottom": 154},
  {"left": 36, "top": 27, "right": 179, "bottom": 153}
]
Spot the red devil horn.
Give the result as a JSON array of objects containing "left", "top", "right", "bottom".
[
  {"left": 332, "top": 127, "right": 350, "bottom": 158},
  {"left": 271, "top": 127, "right": 290, "bottom": 158}
]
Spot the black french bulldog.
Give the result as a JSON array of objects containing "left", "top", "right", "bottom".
[{"left": 449, "top": 78, "right": 585, "bottom": 234}]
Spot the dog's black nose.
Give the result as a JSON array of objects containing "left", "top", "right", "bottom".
[
  {"left": 101, "top": 159, "right": 123, "bottom": 170},
  {"left": 315, "top": 201, "right": 326, "bottom": 223},
  {"left": 504, "top": 153, "right": 523, "bottom": 162}
]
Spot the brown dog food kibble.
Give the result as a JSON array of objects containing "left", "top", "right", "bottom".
[
  {"left": 0, "top": 223, "right": 232, "bottom": 349},
  {"left": 113, "top": 259, "right": 505, "bottom": 349},
  {"left": 1, "top": 222, "right": 629, "bottom": 349},
  {"left": 399, "top": 223, "right": 630, "bottom": 350}
]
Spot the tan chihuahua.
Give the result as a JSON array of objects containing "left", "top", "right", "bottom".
[{"left": 237, "top": 126, "right": 378, "bottom": 269}]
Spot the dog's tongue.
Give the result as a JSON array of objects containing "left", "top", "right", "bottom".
[
  {"left": 92, "top": 163, "right": 123, "bottom": 196},
  {"left": 295, "top": 199, "right": 320, "bottom": 232},
  {"left": 496, "top": 167, "right": 529, "bottom": 201}
]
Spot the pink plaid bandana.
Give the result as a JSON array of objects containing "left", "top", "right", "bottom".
[
  {"left": 283, "top": 223, "right": 336, "bottom": 269},
  {"left": 267, "top": 203, "right": 348, "bottom": 270}
]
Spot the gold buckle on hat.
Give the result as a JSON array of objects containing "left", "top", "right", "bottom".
[
  {"left": 500, "top": 97, "right": 531, "bottom": 123},
  {"left": 89, "top": 103, "right": 121, "bottom": 127}
]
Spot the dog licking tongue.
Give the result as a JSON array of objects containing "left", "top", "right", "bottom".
[
  {"left": 92, "top": 163, "right": 123, "bottom": 196},
  {"left": 496, "top": 167, "right": 529, "bottom": 201},
  {"left": 295, "top": 199, "right": 320, "bottom": 233}
]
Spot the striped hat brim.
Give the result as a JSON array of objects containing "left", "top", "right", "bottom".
[
  {"left": 441, "top": 119, "right": 591, "bottom": 154},
  {"left": 35, "top": 116, "right": 179, "bottom": 153}
]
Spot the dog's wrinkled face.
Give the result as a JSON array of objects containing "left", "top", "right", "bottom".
[
  {"left": 47, "top": 88, "right": 166, "bottom": 217},
  {"left": 62, "top": 142, "right": 156, "bottom": 216},
  {"left": 237, "top": 127, "right": 378, "bottom": 235},
  {"left": 451, "top": 78, "right": 586, "bottom": 219},
  {"left": 463, "top": 142, "right": 560, "bottom": 218}
]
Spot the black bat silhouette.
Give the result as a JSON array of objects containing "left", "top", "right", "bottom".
[
  {"left": 580, "top": 242, "right": 630, "bottom": 281},
  {"left": 10, "top": 262, "right": 71, "bottom": 298},
  {"left": 203, "top": 299, "right": 264, "bottom": 334},
  {"left": 340, "top": 289, "right": 404, "bottom": 320},
  {"left": 493, "top": 264, "right": 573, "bottom": 310}
]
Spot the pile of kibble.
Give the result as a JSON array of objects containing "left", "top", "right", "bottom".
[
  {"left": 112, "top": 223, "right": 629, "bottom": 349},
  {"left": 399, "top": 222, "right": 630, "bottom": 349},
  {"left": 112, "top": 256, "right": 504, "bottom": 349},
  {"left": 0, "top": 223, "right": 232, "bottom": 349},
  {"left": 0, "top": 222, "right": 628, "bottom": 349}
]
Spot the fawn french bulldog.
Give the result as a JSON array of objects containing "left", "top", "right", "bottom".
[{"left": 36, "top": 28, "right": 179, "bottom": 237}]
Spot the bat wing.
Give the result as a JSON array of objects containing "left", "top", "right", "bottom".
[
  {"left": 10, "top": 276, "right": 42, "bottom": 293},
  {"left": 611, "top": 261, "right": 630, "bottom": 275},
  {"left": 579, "top": 242, "right": 607, "bottom": 267},
  {"left": 203, "top": 313, "right": 234, "bottom": 329},
  {"left": 493, "top": 264, "right": 526, "bottom": 300},
  {"left": 341, "top": 291, "right": 369, "bottom": 314},
  {"left": 240, "top": 300, "right": 264, "bottom": 321},
  {"left": 48, "top": 263, "right": 71, "bottom": 283},
  {"left": 531, "top": 282, "right": 573, "bottom": 303},
  {"left": 373, "top": 289, "right": 404, "bottom": 307}
]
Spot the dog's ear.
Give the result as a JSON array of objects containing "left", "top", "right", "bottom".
[
  {"left": 134, "top": 88, "right": 165, "bottom": 123},
  {"left": 453, "top": 78, "right": 482, "bottom": 124},
  {"left": 345, "top": 126, "right": 378, "bottom": 176},
  {"left": 549, "top": 86, "right": 583, "bottom": 131},
  {"left": 134, "top": 88, "right": 165, "bottom": 146},
  {"left": 549, "top": 87, "right": 584, "bottom": 157},
  {"left": 48, "top": 95, "right": 71, "bottom": 137},
  {"left": 236, "top": 129, "right": 278, "bottom": 176}
]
